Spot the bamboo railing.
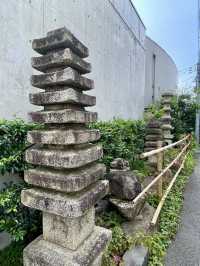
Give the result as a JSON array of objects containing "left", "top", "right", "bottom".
[{"left": 134, "top": 134, "right": 191, "bottom": 226}]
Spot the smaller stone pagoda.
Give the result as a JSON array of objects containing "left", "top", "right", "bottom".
[
  {"left": 145, "top": 120, "right": 163, "bottom": 166},
  {"left": 161, "top": 93, "right": 174, "bottom": 145}
]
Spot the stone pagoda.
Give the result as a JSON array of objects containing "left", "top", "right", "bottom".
[
  {"left": 161, "top": 93, "right": 174, "bottom": 145},
  {"left": 21, "top": 27, "right": 111, "bottom": 266},
  {"left": 145, "top": 120, "right": 163, "bottom": 166}
]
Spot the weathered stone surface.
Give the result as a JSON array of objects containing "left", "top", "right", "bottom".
[
  {"left": 32, "top": 27, "right": 89, "bottom": 58},
  {"left": 110, "top": 197, "right": 145, "bottom": 220},
  {"left": 123, "top": 246, "right": 149, "bottom": 266},
  {"left": 162, "top": 124, "right": 173, "bottom": 130},
  {"left": 23, "top": 226, "right": 112, "bottom": 266},
  {"left": 162, "top": 98, "right": 172, "bottom": 104},
  {"left": 144, "top": 148, "right": 155, "bottom": 152},
  {"left": 43, "top": 208, "right": 95, "bottom": 250},
  {"left": 29, "top": 88, "right": 96, "bottom": 107},
  {"left": 110, "top": 158, "right": 130, "bottom": 170},
  {"left": 163, "top": 133, "right": 173, "bottom": 139},
  {"left": 162, "top": 92, "right": 174, "bottom": 97},
  {"left": 32, "top": 48, "right": 91, "bottom": 74},
  {"left": 27, "top": 128, "right": 100, "bottom": 145},
  {"left": 122, "top": 203, "right": 155, "bottom": 236},
  {"left": 145, "top": 142, "right": 160, "bottom": 148},
  {"left": 31, "top": 67, "right": 94, "bottom": 90},
  {"left": 161, "top": 115, "right": 172, "bottom": 121},
  {"left": 21, "top": 180, "right": 109, "bottom": 218},
  {"left": 163, "top": 106, "right": 171, "bottom": 112},
  {"left": 145, "top": 135, "right": 163, "bottom": 141},
  {"left": 25, "top": 144, "right": 103, "bottom": 169},
  {"left": 146, "top": 128, "right": 162, "bottom": 135},
  {"left": 109, "top": 170, "right": 142, "bottom": 200},
  {"left": 147, "top": 120, "right": 161, "bottom": 128},
  {"left": 29, "top": 109, "right": 97, "bottom": 124},
  {"left": 24, "top": 163, "right": 106, "bottom": 192}
]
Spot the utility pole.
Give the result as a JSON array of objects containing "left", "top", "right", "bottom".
[{"left": 195, "top": 0, "right": 200, "bottom": 143}]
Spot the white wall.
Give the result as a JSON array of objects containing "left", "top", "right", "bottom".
[
  {"left": 0, "top": 0, "right": 146, "bottom": 121},
  {"left": 145, "top": 37, "right": 178, "bottom": 107}
]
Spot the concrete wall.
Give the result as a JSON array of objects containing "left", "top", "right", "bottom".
[
  {"left": 0, "top": 0, "right": 146, "bottom": 121},
  {"left": 145, "top": 37, "right": 178, "bottom": 107}
]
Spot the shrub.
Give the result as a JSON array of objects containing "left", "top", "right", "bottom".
[
  {"left": 0, "top": 182, "right": 41, "bottom": 241},
  {"left": 90, "top": 119, "right": 146, "bottom": 170},
  {"left": 0, "top": 119, "right": 40, "bottom": 175},
  {"left": 171, "top": 95, "right": 197, "bottom": 140}
]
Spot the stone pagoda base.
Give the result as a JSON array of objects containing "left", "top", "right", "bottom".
[{"left": 24, "top": 227, "right": 111, "bottom": 266}]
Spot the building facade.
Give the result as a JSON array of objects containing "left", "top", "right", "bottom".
[
  {"left": 0, "top": 0, "right": 177, "bottom": 120},
  {"left": 145, "top": 37, "right": 178, "bottom": 107}
]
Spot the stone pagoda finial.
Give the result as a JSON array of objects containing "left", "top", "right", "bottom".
[
  {"left": 21, "top": 27, "right": 111, "bottom": 266},
  {"left": 161, "top": 93, "right": 174, "bottom": 145}
]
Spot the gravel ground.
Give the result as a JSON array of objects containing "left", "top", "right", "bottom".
[{"left": 165, "top": 153, "right": 200, "bottom": 266}]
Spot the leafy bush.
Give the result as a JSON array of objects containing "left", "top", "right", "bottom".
[
  {"left": 96, "top": 210, "right": 132, "bottom": 266},
  {"left": 0, "top": 119, "right": 40, "bottom": 175},
  {"left": 0, "top": 182, "right": 41, "bottom": 241},
  {"left": 171, "top": 95, "right": 197, "bottom": 140},
  {"left": 90, "top": 119, "right": 146, "bottom": 170}
]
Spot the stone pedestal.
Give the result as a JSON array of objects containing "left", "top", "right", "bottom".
[
  {"left": 161, "top": 93, "right": 174, "bottom": 145},
  {"left": 108, "top": 158, "right": 143, "bottom": 220},
  {"left": 145, "top": 120, "right": 163, "bottom": 166},
  {"left": 21, "top": 27, "right": 111, "bottom": 266}
]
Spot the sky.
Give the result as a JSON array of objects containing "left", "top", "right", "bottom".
[{"left": 133, "top": 0, "right": 198, "bottom": 92}]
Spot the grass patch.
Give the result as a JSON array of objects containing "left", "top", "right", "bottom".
[
  {"left": 133, "top": 150, "right": 196, "bottom": 265},
  {"left": 0, "top": 241, "right": 24, "bottom": 266}
]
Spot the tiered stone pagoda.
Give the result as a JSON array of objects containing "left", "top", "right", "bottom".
[
  {"left": 21, "top": 27, "right": 111, "bottom": 266},
  {"left": 161, "top": 93, "right": 174, "bottom": 145},
  {"left": 145, "top": 120, "right": 163, "bottom": 166}
]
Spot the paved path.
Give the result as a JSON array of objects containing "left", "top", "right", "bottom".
[{"left": 165, "top": 153, "right": 200, "bottom": 266}]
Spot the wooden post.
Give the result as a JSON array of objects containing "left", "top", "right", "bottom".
[{"left": 157, "top": 141, "right": 163, "bottom": 198}]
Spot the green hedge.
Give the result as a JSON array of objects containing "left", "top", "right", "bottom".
[
  {"left": 90, "top": 119, "right": 146, "bottom": 170},
  {"left": 171, "top": 95, "right": 197, "bottom": 140},
  {"left": 0, "top": 119, "right": 41, "bottom": 241},
  {"left": 0, "top": 182, "right": 41, "bottom": 241},
  {"left": 0, "top": 119, "right": 40, "bottom": 175}
]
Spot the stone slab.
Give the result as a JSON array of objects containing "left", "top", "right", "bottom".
[
  {"left": 24, "top": 163, "right": 106, "bottom": 192},
  {"left": 162, "top": 92, "right": 174, "bottom": 97},
  {"left": 43, "top": 208, "right": 95, "bottom": 250},
  {"left": 25, "top": 144, "right": 103, "bottom": 169},
  {"left": 0, "top": 231, "right": 12, "bottom": 251},
  {"left": 27, "top": 128, "right": 100, "bottom": 145},
  {"left": 163, "top": 106, "right": 171, "bottom": 112},
  {"left": 32, "top": 27, "right": 89, "bottom": 58},
  {"left": 23, "top": 226, "right": 111, "bottom": 266},
  {"left": 110, "top": 197, "right": 145, "bottom": 220},
  {"left": 123, "top": 246, "right": 149, "bottom": 266},
  {"left": 29, "top": 109, "right": 97, "bottom": 124},
  {"left": 31, "top": 67, "right": 94, "bottom": 90},
  {"left": 21, "top": 180, "right": 109, "bottom": 218},
  {"left": 162, "top": 99, "right": 172, "bottom": 104},
  {"left": 146, "top": 128, "right": 162, "bottom": 135},
  {"left": 162, "top": 124, "right": 173, "bottom": 130},
  {"left": 122, "top": 203, "right": 155, "bottom": 237},
  {"left": 145, "top": 135, "right": 163, "bottom": 141},
  {"left": 32, "top": 48, "right": 91, "bottom": 74},
  {"left": 29, "top": 88, "right": 95, "bottom": 106},
  {"left": 147, "top": 121, "right": 161, "bottom": 128},
  {"left": 144, "top": 142, "right": 160, "bottom": 148}
]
